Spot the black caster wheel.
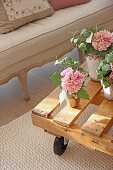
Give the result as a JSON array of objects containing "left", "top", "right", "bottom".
[{"left": 53, "top": 136, "right": 69, "bottom": 156}]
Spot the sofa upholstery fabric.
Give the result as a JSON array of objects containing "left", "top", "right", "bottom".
[
  {"left": 0, "top": 0, "right": 54, "bottom": 34},
  {"left": 0, "top": 0, "right": 113, "bottom": 78}
]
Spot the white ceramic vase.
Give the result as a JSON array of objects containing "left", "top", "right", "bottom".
[
  {"left": 86, "top": 56, "right": 100, "bottom": 81},
  {"left": 102, "top": 84, "right": 113, "bottom": 100}
]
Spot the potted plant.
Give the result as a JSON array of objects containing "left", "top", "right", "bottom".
[
  {"left": 50, "top": 57, "right": 89, "bottom": 107},
  {"left": 97, "top": 57, "right": 113, "bottom": 100},
  {"left": 71, "top": 26, "right": 113, "bottom": 81}
]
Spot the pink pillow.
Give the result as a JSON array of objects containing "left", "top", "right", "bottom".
[{"left": 49, "top": 0, "right": 91, "bottom": 11}]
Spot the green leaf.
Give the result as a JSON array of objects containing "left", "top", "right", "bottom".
[
  {"left": 71, "top": 31, "right": 79, "bottom": 36},
  {"left": 77, "top": 87, "right": 89, "bottom": 100},
  {"left": 65, "top": 57, "right": 74, "bottom": 64},
  {"left": 102, "top": 64, "right": 111, "bottom": 75},
  {"left": 50, "top": 72, "right": 61, "bottom": 87},
  {"left": 91, "top": 25, "right": 100, "bottom": 33},
  {"left": 97, "top": 60, "right": 112, "bottom": 85},
  {"left": 80, "top": 29, "right": 87, "bottom": 35},
  {"left": 77, "top": 66, "right": 88, "bottom": 73},
  {"left": 73, "top": 38, "right": 79, "bottom": 43},
  {"left": 97, "top": 72, "right": 103, "bottom": 80},
  {"left": 97, "top": 60, "right": 108, "bottom": 72},
  {"left": 70, "top": 37, "right": 74, "bottom": 43},
  {"left": 54, "top": 58, "right": 66, "bottom": 66},
  {"left": 102, "top": 78, "right": 110, "bottom": 88},
  {"left": 86, "top": 32, "right": 93, "bottom": 43},
  {"left": 105, "top": 52, "right": 113, "bottom": 63},
  {"left": 54, "top": 60, "right": 59, "bottom": 65},
  {"left": 78, "top": 43, "right": 86, "bottom": 52},
  {"left": 59, "top": 91, "right": 66, "bottom": 104},
  {"left": 54, "top": 56, "right": 80, "bottom": 70}
]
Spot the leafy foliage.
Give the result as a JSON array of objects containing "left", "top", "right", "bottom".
[
  {"left": 105, "top": 52, "right": 113, "bottom": 63},
  {"left": 77, "top": 87, "right": 89, "bottom": 100},
  {"left": 54, "top": 56, "right": 87, "bottom": 73},
  {"left": 97, "top": 60, "right": 112, "bottom": 88},
  {"left": 54, "top": 56, "right": 79, "bottom": 70},
  {"left": 50, "top": 72, "right": 61, "bottom": 87},
  {"left": 70, "top": 25, "right": 113, "bottom": 59}
]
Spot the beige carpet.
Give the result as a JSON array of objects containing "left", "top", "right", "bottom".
[{"left": 0, "top": 104, "right": 113, "bottom": 170}]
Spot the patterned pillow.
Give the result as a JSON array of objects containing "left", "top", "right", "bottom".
[{"left": 0, "top": 0, "right": 54, "bottom": 34}]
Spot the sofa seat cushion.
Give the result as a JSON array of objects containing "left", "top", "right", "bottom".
[{"left": 0, "top": 0, "right": 113, "bottom": 73}]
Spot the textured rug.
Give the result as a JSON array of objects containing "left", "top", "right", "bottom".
[{"left": 0, "top": 105, "right": 113, "bottom": 170}]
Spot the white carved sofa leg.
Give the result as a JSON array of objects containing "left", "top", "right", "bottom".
[{"left": 18, "top": 70, "right": 30, "bottom": 101}]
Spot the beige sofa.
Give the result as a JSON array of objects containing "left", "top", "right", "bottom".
[{"left": 0, "top": 0, "right": 113, "bottom": 100}]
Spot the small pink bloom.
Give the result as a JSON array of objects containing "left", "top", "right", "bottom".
[
  {"left": 61, "top": 68, "right": 85, "bottom": 94},
  {"left": 60, "top": 67, "right": 73, "bottom": 77},
  {"left": 110, "top": 71, "right": 113, "bottom": 79},
  {"left": 92, "top": 30, "right": 113, "bottom": 51},
  {"left": 110, "top": 63, "right": 113, "bottom": 71}
]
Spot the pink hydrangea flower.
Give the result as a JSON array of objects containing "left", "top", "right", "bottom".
[
  {"left": 110, "top": 71, "right": 113, "bottom": 79},
  {"left": 92, "top": 30, "right": 113, "bottom": 51},
  {"left": 110, "top": 63, "right": 113, "bottom": 71},
  {"left": 60, "top": 68, "right": 85, "bottom": 94},
  {"left": 60, "top": 67, "right": 73, "bottom": 77}
]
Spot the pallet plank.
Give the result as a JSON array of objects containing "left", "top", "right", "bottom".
[
  {"left": 53, "top": 80, "right": 102, "bottom": 127},
  {"left": 98, "top": 99, "right": 113, "bottom": 118},
  {"left": 82, "top": 114, "right": 111, "bottom": 136},
  {"left": 91, "top": 91, "right": 104, "bottom": 106},
  {"left": 53, "top": 105, "right": 80, "bottom": 126},
  {"left": 82, "top": 99, "right": 113, "bottom": 136},
  {"left": 32, "top": 88, "right": 60, "bottom": 118}
]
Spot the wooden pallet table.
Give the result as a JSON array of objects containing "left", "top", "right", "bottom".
[{"left": 32, "top": 79, "right": 113, "bottom": 156}]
